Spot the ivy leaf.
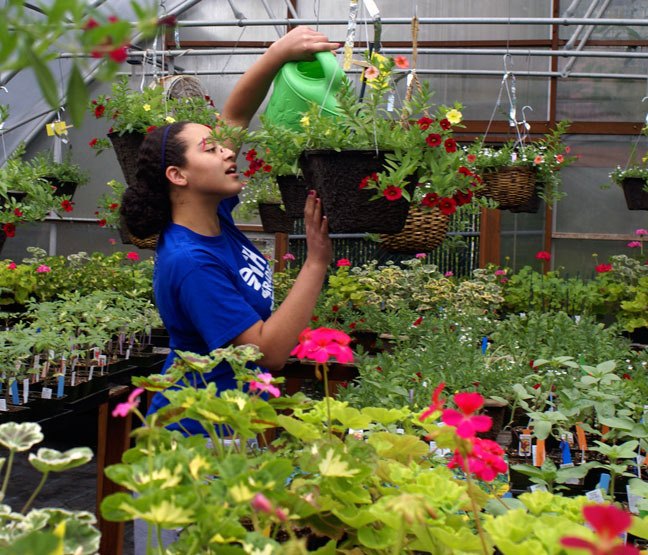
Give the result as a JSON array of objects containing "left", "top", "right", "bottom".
[
  {"left": 0, "top": 422, "right": 43, "bottom": 452},
  {"left": 29, "top": 447, "right": 93, "bottom": 473}
]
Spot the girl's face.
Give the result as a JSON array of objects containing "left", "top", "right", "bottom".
[{"left": 175, "top": 123, "right": 242, "bottom": 198}]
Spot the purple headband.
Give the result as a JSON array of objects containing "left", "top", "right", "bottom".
[{"left": 160, "top": 125, "right": 172, "bottom": 171}]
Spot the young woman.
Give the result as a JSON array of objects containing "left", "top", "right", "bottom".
[{"left": 121, "top": 26, "right": 337, "bottom": 436}]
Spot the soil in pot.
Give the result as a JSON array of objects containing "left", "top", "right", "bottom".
[{"left": 298, "top": 150, "right": 414, "bottom": 234}]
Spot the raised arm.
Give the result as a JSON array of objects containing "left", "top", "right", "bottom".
[{"left": 222, "top": 26, "right": 339, "bottom": 130}]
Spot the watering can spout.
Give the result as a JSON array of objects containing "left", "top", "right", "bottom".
[{"left": 264, "top": 51, "right": 344, "bottom": 130}]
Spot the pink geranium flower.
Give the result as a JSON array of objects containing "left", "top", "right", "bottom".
[
  {"left": 442, "top": 392, "right": 492, "bottom": 438},
  {"left": 627, "top": 241, "right": 641, "bottom": 248},
  {"left": 282, "top": 253, "right": 296, "bottom": 261},
  {"left": 535, "top": 250, "right": 551, "bottom": 261},
  {"left": 635, "top": 229, "right": 648, "bottom": 236},
  {"left": 290, "top": 327, "right": 354, "bottom": 364},
  {"left": 560, "top": 504, "right": 640, "bottom": 555},
  {"left": 448, "top": 437, "right": 508, "bottom": 482},
  {"left": 419, "top": 382, "right": 446, "bottom": 422},
  {"left": 36, "top": 265, "right": 51, "bottom": 273},
  {"left": 494, "top": 269, "right": 507, "bottom": 276},
  {"left": 112, "top": 387, "right": 144, "bottom": 417},
  {"left": 7, "top": 262, "right": 16, "bottom": 270},
  {"left": 251, "top": 493, "right": 273, "bottom": 514},
  {"left": 415, "top": 253, "right": 426, "bottom": 259},
  {"left": 126, "top": 251, "right": 140, "bottom": 261},
  {"left": 249, "top": 373, "right": 281, "bottom": 398},
  {"left": 336, "top": 258, "right": 351, "bottom": 267}
]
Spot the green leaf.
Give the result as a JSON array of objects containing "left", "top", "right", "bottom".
[
  {"left": 0, "top": 422, "right": 43, "bottom": 452},
  {"left": 0, "top": 531, "right": 59, "bottom": 555},
  {"left": 276, "top": 415, "right": 321, "bottom": 442},
  {"left": 532, "top": 420, "right": 552, "bottom": 440},
  {"left": 598, "top": 416, "right": 635, "bottom": 431},
  {"left": 357, "top": 524, "right": 396, "bottom": 549},
  {"left": 29, "top": 447, "right": 93, "bottom": 473},
  {"left": 65, "top": 62, "right": 88, "bottom": 128},
  {"left": 26, "top": 47, "right": 59, "bottom": 109},
  {"left": 318, "top": 448, "right": 359, "bottom": 478}
]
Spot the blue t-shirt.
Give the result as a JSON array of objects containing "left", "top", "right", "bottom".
[{"left": 148, "top": 196, "right": 274, "bottom": 435}]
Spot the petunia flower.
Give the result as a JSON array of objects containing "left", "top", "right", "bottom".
[
  {"left": 13, "top": 208, "right": 23, "bottom": 217},
  {"left": 444, "top": 138, "right": 458, "bottom": 153},
  {"left": 249, "top": 373, "right": 281, "bottom": 398},
  {"left": 425, "top": 133, "right": 442, "bottom": 147},
  {"left": 560, "top": 504, "right": 640, "bottom": 555},
  {"left": 2, "top": 223, "right": 16, "bottom": 238},
  {"left": 444, "top": 271, "right": 454, "bottom": 277},
  {"left": 112, "top": 387, "right": 144, "bottom": 417},
  {"left": 290, "top": 327, "right": 354, "bottom": 364},
  {"left": 533, "top": 155, "right": 544, "bottom": 165},
  {"left": 165, "top": 116, "right": 176, "bottom": 124},
  {"left": 417, "top": 117, "right": 434, "bottom": 130},
  {"left": 555, "top": 154, "right": 564, "bottom": 163},
  {"left": 494, "top": 269, "right": 507, "bottom": 276},
  {"left": 109, "top": 46, "right": 128, "bottom": 64},
  {"left": 60, "top": 200, "right": 74, "bottom": 213},
  {"left": 7, "top": 262, "right": 16, "bottom": 270},
  {"left": 445, "top": 109, "right": 462, "bottom": 124},
  {"left": 442, "top": 392, "right": 492, "bottom": 438},
  {"left": 419, "top": 382, "right": 446, "bottom": 421},
  {"left": 394, "top": 56, "right": 409, "bottom": 69},
  {"left": 143, "top": 104, "right": 151, "bottom": 112},
  {"left": 415, "top": 253, "right": 427, "bottom": 259},
  {"left": 383, "top": 186, "right": 403, "bottom": 201},
  {"left": 364, "top": 66, "right": 380, "bottom": 80},
  {"left": 438, "top": 197, "right": 457, "bottom": 216}
]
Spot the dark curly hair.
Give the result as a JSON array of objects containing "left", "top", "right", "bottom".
[{"left": 120, "top": 122, "right": 190, "bottom": 239}]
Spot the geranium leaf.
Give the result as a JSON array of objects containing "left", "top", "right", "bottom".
[
  {"left": 29, "top": 447, "right": 93, "bottom": 473},
  {"left": 0, "top": 422, "right": 44, "bottom": 452}
]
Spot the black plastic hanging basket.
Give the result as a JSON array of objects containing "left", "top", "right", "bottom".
[
  {"left": 258, "top": 202, "right": 293, "bottom": 234},
  {"left": 620, "top": 177, "right": 648, "bottom": 210},
  {"left": 277, "top": 175, "right": 308, "bottom": 219},
  {"left": 108, "top": 131, "right": 146, "bottom": 187},
  {"left": 298, "top": 150, "right": 413, "bottom": 234}
]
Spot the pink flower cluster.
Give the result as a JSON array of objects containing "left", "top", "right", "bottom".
[
  {"left": 290, "top": 327, "right": 354, "bottom": 364},
  {"left": 419, "top": 383, "right": 507, "bottom": 482},
  {"left": 249, "top": 373, "right": 281, "bottom": 398}
]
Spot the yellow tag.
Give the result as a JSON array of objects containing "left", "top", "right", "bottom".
[{"left": 46, "top": 121, "right": 72, "bottom": 136}]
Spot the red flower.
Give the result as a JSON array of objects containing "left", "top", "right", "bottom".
[
  {"left": 83, "top": 18, "right": 100, "bottom": 31},
  {"left": 336, "top": 258, "right": 351, "bottom": 267},
  {"left": 245, "top": 149, "right": 257, "bottom": 161},
  {"left": 332, "top": 305, "right": 339, "bottom": 313},
  {"left": 60, "top": 200, "right": 74, "bottom": 213},
  {"left": 349, "top": 322, "right": 356, "bottom": 329},
  {"left": 94, "top": 105, "right": 105, "bottom": 118},
  {"left": 442, "top": 392, "right": 492, "bottom": 438},
  {"left": 107, "top": 15, "right": 119, "bottom": 23},
  {"left": 448, "top": 437, "right": 508, "bottom": 482},
  {"left": 425, "top": 133, "right": 442, "bottom": 147},
  {"left": 2, "top": 223, "right": 16, "bottom": 238},
  {"left": 89, "top": 138, "right": 98, "bottom": 148},
  {"left": 444, "top": 138, "right": 458, "bottom": 153},
  {"left": 535, "top": 250, "right": 551, "bottom": 261},
  {"left": 412, "top": 316, "right": 423, "bottom": 327},
  {"left": 453, "top": 190, "right": 473, "bottom": 206},
  {"left": 359, "top": 172, "right": 378, "bottom": 190},
  {"left": 622, "top": 373, "right": 632, "bottom": 380},
  {"left": 146, "top": 125, "right": 157, "bottom": 134},
  {"left": 458, "top": 166, "right": 473, "bottom": 177},
  {"left": 263, "top": 164, "right": 272, "bottom": 172},
  {"left": 596, "top": 263, "right": 613, "bottom": 273},
  {"left": 109, "top": 46, "right": 128, "bottom": 63},
  {"left": 109, "top": 203, "right": 119, "bottom": 211},
  {"left": 98, "top": 219, "right": 107, "bottom": 227},
  {"left": 438, "top": 197, "right": 457, "bottom": 216},
  {"left": 13, "top": 208, "right": 23, "bottom": 218},
  {"left": 311, "top": 315, "right": 319, "bottom": 322},
  {"left": 560, "top": 504, "right": 639, "bottom": 555},
  {"left": 290, "top": 327, "right": 354, "bottom": 364},
  {"left": 383, "top": 185, "right": 403, "bottom": 201},
  {"left": 467, "top": 154, "right": 477, "bottom": 163},
  {"left": 421, "top": 193, "right": 440, "bottom": 208},
  {"left": 419, "top": 382, "right": 446, "bottom": 422},
  {"left": 394, "top": 55, "right": 409, "bottom": 69},
  {"left": 439, "top": 118, "right": 451, "bottom": 130},
  {"left": 417, "top": 117, "right": 434, "bottom": 130},
  {"left": 532, "top": 383, "right": 541, "bottom": 390}
]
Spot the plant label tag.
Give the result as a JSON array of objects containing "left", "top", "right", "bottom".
[
  {"left": 585, "top": 489, "right": 605, "bottom": 503},
  {"left": 627, "top": 485, "right": 642, "bottom": 514},
  {"left": 41, "top": 361, "right": 49, "bottom": 379},
  {"left": 22, "top": 378, "right": 29, "bottom": 404},
  {"left": 561, "top": 432, "right": 574, "bottom": 447},
  {"left": 0, "top": 399, "right": 6, "bottom": 411},
  {"left": 518, "top": 434, "right": 532, "bottom": 457},
  {"left": 125, "top": 348, "right": 131, "bottom": 360},
  {"left": 347, "top": 428, "right": 364, "bottom": 440},
  {"left": 396, "top": 428, "right": 404, "bottom": 435},
  {"left": 98, "top": 355, "right": 107, "bottom": 367},
  {"left": 88, "top": 366, "right": 95, "bottom": 381},
  {"left": 429, "top": 441, "right": 451, "bottom": 456},
  {"left": 93, "top": 347, "right": 101, "bottom": 359},
  {"left": 529, "top": 484, "right": 547, "bottom": 493},
  {"left": 41, "top": 388, "right": 52, "bottom": 399},
  {"left": 70, "top": 371, "right": 76, "bottom": 387},
  {"left": 33, "top": 354, "right": 40, "bottom": 371}
]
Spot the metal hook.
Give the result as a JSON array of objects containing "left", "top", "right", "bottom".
[
  {"left": 520, "top": 105, "right": 533, "bottom": 131},
  {"left": 0, "top": 86, "right": 7, "bottom": 93},
  {"left": 503, "top": 53, "right": 513, "bottom": 73}
]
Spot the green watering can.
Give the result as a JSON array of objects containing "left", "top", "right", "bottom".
[{"left": 264, "top": 51, "right": 344, "bottom": 130}]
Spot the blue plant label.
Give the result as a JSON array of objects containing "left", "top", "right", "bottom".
[
  {"left": 56, "top": 375, "right": 65, "bottom": 399},
  {"left": 597, "top": 473, "right": 611, "bottom": 493},
  {"left": 560, "top": 440, "right": 572, "bottom": 464},
  {"left": 10, "top": 380, "right": 19, "bottom": 405}
]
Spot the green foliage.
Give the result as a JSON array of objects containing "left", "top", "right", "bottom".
[
  {"left": 94, "top": 179, "right": 125, "bottom": 228},
  {"left": 29, "top": 150, "right": 89, "bottom": 186}
]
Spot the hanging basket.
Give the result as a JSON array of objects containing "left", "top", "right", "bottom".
[
  {"left": 508, "top": 182, "right": 544, "bottom": 214},
  {"left": 108, "top": 131, "right": 146, "bottom": 188},
  {"left": 298, "top": 150, "right": 413, "bottom": 234},
  {"left": 380, "top": 206, "right": 449, "bottom": 253},
  {"left": 44, "top": 178, "right": 78, "bottom": 198},
  {"left": 258, "top": 202, "right": 293, "bottom": 234},
  {"left": 477, "top": 166, "right": 537, "bottom": 210},
  {"left": 277, "top": 175, "right": 308, "bottom": 219},
  {"left": 620, "top": 177, "right": 648, "bottom": 211}
]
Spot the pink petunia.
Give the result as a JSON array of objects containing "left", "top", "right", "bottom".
[
  {"left": 126, "top": 251, "right": 140, "bottom": 261},
  {"left": 364, "top": 66, "right": 379, "bottom": 80},
  {"left": 112, "top": 387, "right": 144, "bottom": 417},
  {"left": 290, "top": 327, "right": 354, "bottom": 364},
  {"left": 249, "top": 373, "right": 281, "bottom": 398},
  {"left": 36, "top": 265, "right": 51, "bottom": 273},
  {"left": 444, "top": 271, "right": 454, "bottom": 277},
  {"left": 442, "top": 392, "right": 492, "bottom": 438},
  {"left": 555, "top": 154, "right": 564, "bottom": 163},
  {"left": 494, "top": 269, "right": 507, "bottom": 276}
]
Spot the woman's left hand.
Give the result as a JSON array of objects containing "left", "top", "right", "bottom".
[{"left": 268, "top": 26, "right": 340, "bottom": 63}]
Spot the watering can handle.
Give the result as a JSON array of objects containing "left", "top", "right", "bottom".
[{"left": 315, "top": 51, "right": 343, "bottom": 90}]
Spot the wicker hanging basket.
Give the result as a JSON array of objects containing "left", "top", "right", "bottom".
[
  {"left": 380, "top": 206, "right": 449, "bottom": 253},
  {"left": 477, "top": 166, "right": 537, "bottom": 210},
  {"left": 108, "top": 131, "right": 146, "bottom": 188},
  {"left": 258, "top": 202, "right": 293, "bottom": 234},
  {"left": 117, "top": 213, "right": 159, "bottom": 250}
]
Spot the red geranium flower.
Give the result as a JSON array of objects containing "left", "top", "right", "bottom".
[
  {"left": 438, "top": 196, "right": 457, "bottom": 216},
  {"left": 444, "top": 138, "right": 458, "bottom": 153},
  {"left": 535, "top": 250, "right": 551, "bottom": 261},
  {"left": 383, "top": 185, "right": 403, "bottom": 201},
  {"left": 442, "top": 392, "right": 492, "bottom": 438},
  {"left": 425, "top": 133, "right": 442, "bottom": 147},
  {"left": 417, "top": 117, "right": 434, "bottom": 130},
  {"left": 596, "top": 263, "right": 613, "bottom": 273}
]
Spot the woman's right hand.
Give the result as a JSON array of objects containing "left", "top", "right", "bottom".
[{"left": 304, "top": 190, "right": 332, "bottom": 268}]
